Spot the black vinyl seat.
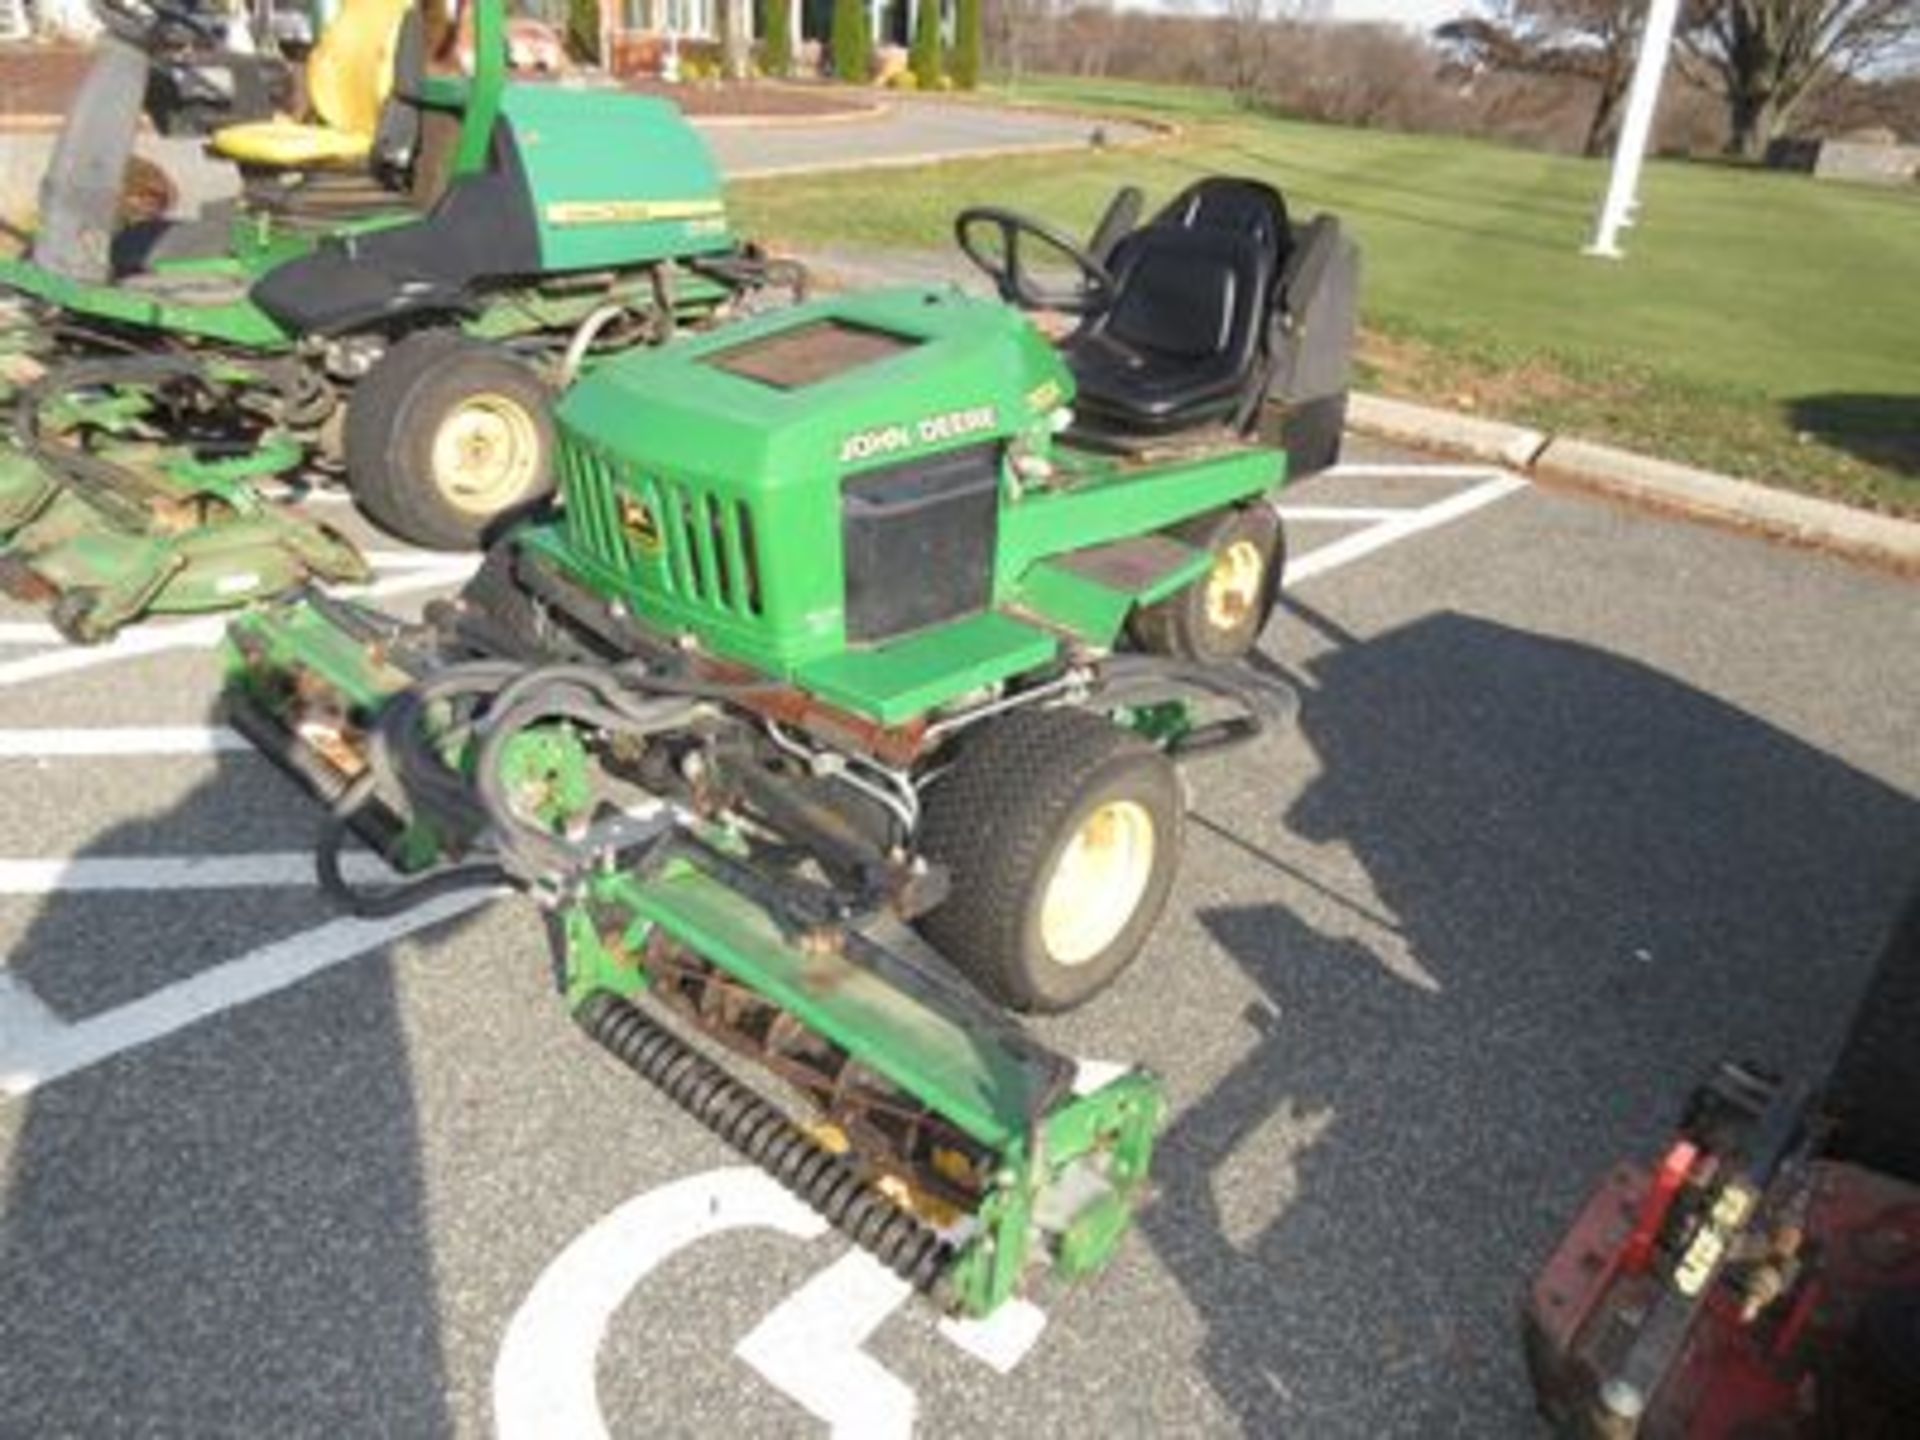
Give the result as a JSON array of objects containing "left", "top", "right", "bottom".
[{"left": 1061, "top": 179, "right": 1292, "bottom": 439}]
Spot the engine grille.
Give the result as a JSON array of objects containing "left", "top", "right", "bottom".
[{"left": 561, "top": 441, "right": 763, "bottom": 619}]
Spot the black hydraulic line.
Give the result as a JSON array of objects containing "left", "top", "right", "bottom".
[
  {"left": 1091, "top": 653, "right": 1300, "bottom": 757},
  {"left": 14, "top": 353, "right": 308, "bottom": 531},
  {"left": 313, "top": 770, "right": 507, "bottom": 920},
  {"left": 576, "top": 989, "right": 954, "bottom": 1295},
  {"left": 14, "top": 357, "right": 203, "bottom": 529},
  {"left": 470, "top": 687, "right": 697, "bottom": 881}
]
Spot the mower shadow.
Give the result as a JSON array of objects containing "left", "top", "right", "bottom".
[
  {"left": 0, "top": 722, "right": 476, "bottom": 1434},
  {"left": 1142, "top": 612, "right": 1920, "bottom": 1435},
  {"left": 1786, "top": 393, "right": 1920, "bottom": 478}
]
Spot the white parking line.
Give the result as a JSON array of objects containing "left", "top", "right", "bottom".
[
  {"left": 1286, "top": 474, "right": 1527, "bottom": 586},
  {"left": 494, "top": 1169, "right": 831, "bottom": 1440},
  {"left": 0, "top": 971, "right": 66, "bottom": 1070},
  {"left": 0, "top": 851, "right": 392, "bottom": 896},
  {"left": 358, "top": 549, "right": 474, "bottom": 570},
  {"left": 0, "top": 622, "right": 63, "bottom": 646},
  {"left": 736, "top": 1249, "right": 919, "bottom": 1438},
  {"left": 0, "top": 560, "right": 477, "bottom": 691},
  {"left": 0, "top": 889, "right": 490, "bottom": 1099},
  {"left": 0, "top": 726, "right": 251, "bottom": 758},
  {"left": 1275, "top": 504, "right": 1411, "bottom": 523},
  {"left": 936, "top": 1300, "right": 1049, "bottom": 1375}
]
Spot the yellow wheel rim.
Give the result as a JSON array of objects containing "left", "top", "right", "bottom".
[
  {"left": 1039, "top": 800, "right": 1157, "bottom": 967},
  {"left": 430, "top": 393, "right": 542, "bottom": 516},
  {"left": 1204, "top": 538, "right": 1267, "bottom": 632}
]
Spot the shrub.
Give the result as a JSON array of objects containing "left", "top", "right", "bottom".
[
  {"left": 951, "top": 0, "right": 981, "bottom": 89},
  {"left": 909, "top": 0, "right": 942, "bottom": 90},
  {"left": 831, "top": 0, "right": 871, "bottom": 83},
  {"left": 764, "top": 0, "right": 793, "bottom": 77}
]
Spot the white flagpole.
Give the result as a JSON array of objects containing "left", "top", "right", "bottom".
[{"left": 1585, "top": 0, "right": 1683, "bottom": 259}]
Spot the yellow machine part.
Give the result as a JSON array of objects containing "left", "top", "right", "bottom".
[{"left": 210, "top": 0, "right": 412, "bottom": 168}]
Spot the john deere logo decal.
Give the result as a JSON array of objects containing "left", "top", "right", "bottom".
[
  {"left": 618, "top": 494, "right": 663, "bottom": 553},
  {"left": 838, "top": 405, "right": 999, "bottom": 465}
]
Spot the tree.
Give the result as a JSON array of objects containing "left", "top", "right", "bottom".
[
  {"left": 989, "top": 0, "right": 1055, "bottom": 85},
  {"left": 565, "top": 0, "right": 602, "bottom": 65},
  {"left": 1680, "top": 0, "right": 1920, "bottom": 158},
  {"left": 910, "top": 0, "right": 944, "bottom": 87},
  {"left": 952, "top": 0, "right": 983, "bottom": 87},
  {"left": 1224, "top": 0, "right": 1279, "bottom": 101},
  {"left": 1436, "top": 2, "right": 1644, "bottom": 157},
  {"left": 831, "top": 0, "right": 872, "bottom": 82},
  {"left": 765, "top": 0, "right": 794, "bottom": 76}
]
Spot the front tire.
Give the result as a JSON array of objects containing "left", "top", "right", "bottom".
[
  {"left": 1130, "top": 503, "right": 1283, "bottom": 662},
  {"left": 345, "top": 331, "right": 556, "bottom": 552},
  {"left": 917, "top": 707, "right": 1183, "bottom": 1013}
]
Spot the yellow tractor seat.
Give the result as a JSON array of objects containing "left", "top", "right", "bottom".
[
  {"left": 211, "top": 0, "right": 413, "bottom": 170},
  {"left": 212, "top": 119, "right": 376, "bottom": 168}
]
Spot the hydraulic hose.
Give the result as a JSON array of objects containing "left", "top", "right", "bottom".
[
  {"left": 16, "top": 354, "right": 313, "bottom": 527},
  {"left": 314, "top": 769, "right": 509, "bottom": 920},
  {"left": 321, "top": 659, "right": 741, "bottom": 910},
  {"left": 1091, "top": 653, "right": 1301, "bottom": 755}
]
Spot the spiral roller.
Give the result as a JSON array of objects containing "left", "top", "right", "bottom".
[{"left": 576, "top": 989, "right": 955, "bottom": 1294}]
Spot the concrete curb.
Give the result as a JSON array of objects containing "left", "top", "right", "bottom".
[
  {"left": 680, "top": 89, "right": 889, "bottom": 129},
  {"left": 1346, "top": 391, "right": 1919, "bottom": 576},
  {"left": 1533, "top": 438, "right": 1920, "bottom": 575},
  {"left": 1346, "top": 393, "right": 1548, "bottom": 471}
]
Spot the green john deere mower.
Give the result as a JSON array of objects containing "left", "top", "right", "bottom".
[
  {"left": 0, "top": 0, "right": 798, "bottom": 641},
  {"left": 223, "top": 178, "right": 1359, "bottom": 1313}
]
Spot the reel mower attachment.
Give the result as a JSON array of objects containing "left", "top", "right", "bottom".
[
  {"left": 0, "top": 355, "right": 368, "bottom": 642},
  {"left": 223, "top": 595, "right": 1167, "bottom": 1317},
  {"left": 564, "top": 856, "right": 1164, "bottom": 1313}
]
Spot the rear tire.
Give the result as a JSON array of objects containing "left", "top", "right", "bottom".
[
  {"left": 345, "top": 331, "right": 556, "bottom": 552},
  {"left": 1129, "top": 503, "right": 1283, "bottom": 663},
  {"left": 916, "top": 707, "right": 1183, "bottom": 1013}
]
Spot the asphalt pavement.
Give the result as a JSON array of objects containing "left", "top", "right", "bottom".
[{"left": 0, "top": 435, "right": 1915, "bottom": 1438}]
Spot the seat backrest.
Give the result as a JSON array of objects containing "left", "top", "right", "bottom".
[
  {"left": 305, "top": 0, "right": 413, "bottom": 138},
  {"left": 369, "top": 9, "right": 428, "bottom": 185},
  {"left": 1150, "top": 177, "right": 1292, "bottom": 266},
  {"left": 1096, "top": 177, "right": 1291, "bottom": 358},
  {"left": 1103, "top": 227, "right": 1268, "bottom": 370}
]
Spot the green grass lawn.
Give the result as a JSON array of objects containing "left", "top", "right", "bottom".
[{"left": 734, "top": 76, "right": 1920, "bottom": 514}]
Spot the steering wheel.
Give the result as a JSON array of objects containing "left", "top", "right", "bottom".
[
  {"left": 954, "top": 206, "right": 1115, "bottom": 316},
  {"left": 91, "top": 0, "right": 227, "bottom": 52}
]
